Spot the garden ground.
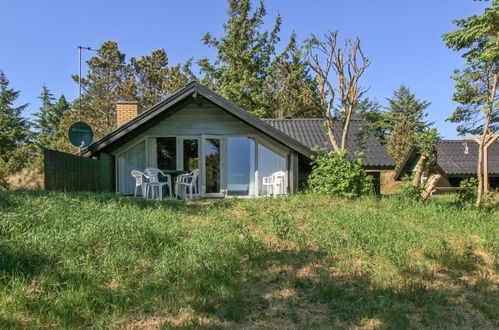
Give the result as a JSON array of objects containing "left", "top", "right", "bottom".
[{"left": 0, "top": 191, "right": 497, "bottom": 328}]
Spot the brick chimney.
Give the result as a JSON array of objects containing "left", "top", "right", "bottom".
[{"left": 116, "top": 100, "right": 139, "bottom": 127}]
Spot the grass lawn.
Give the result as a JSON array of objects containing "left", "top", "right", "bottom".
[{"left": 0, "top": 191, "right": 497, "bottom": 329}]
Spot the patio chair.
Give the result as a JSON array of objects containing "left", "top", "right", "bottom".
[
  {"left": 262, "top": 171, "right": 285, "bottom": 197},
  {"left": 131, "top": 170, "right": 148, "bottom": 197},
  {"left": 176, "top": 169, "right": 199, "bottom": 199},
  {"left": 144, "top": 167, "right": 172, "bottom": 200}
]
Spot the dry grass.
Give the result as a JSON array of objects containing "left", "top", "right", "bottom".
[{"left": 6, "top": 169, "right": 43, "bottom": 190}]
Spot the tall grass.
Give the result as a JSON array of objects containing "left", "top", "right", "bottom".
[{"left": 0, "top": 191, "right": 497, "bottom": 328}]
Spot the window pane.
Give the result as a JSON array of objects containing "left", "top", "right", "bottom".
[
  {"left": 183, "top": 139, "right": 199, "bottom": 171},
  {"left": 204, "top": 138, "right": 220, "bottom": 193},
  {"left": 227, "top": 137, "right": 254, "bottom": 196},
  {"left": 157, "top": 137, "right": 176, "bottom": 170}
]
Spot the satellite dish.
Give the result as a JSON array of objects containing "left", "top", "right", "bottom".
[{"left": 68, "top": 121, "right": 94, "bottom": 148}]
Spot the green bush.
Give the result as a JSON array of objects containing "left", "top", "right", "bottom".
[
  {"left": 0, "top": 146, "right": 33, "bottom": 189},
  {"left": 455, "top": 177, "right": 477, "bottom": 207},
  {"left": 395, "top": 175, "right": 423, "bottom": 201},
  {"left": 307, "top": 150, "right": 373, "bottom": 198}
]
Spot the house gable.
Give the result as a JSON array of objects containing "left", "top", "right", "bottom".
[
  {"left": 82, "top": 82, "right": 312, "bottom": 159},
  {"left": 110, "top": 99, "right": 292, "bottom": 157}
]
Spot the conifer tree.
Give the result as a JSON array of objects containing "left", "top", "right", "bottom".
[
  {"left": 386, "top": 116, "right": 416, "bottom": 168},
  {"left": 0, "top": 71, "right": 29, "bottom": 159},
  {"left": 356, "top": 98, "right": 389, "bottom": 144},
  {"left": 385, "top": 85, "right": 431, "bottom": 166},
  {"left": 46, "top": 95, "right": 70, "bottom": 148},
  {"left": 131, "top": 49, "right": 196, "bottom": 109},
  {"left": 199, "top": 0, "right": 282, "bottom": 117},
  {"left": 32, "top": 84, "right": 58, "bottom": 149},
  {"left": 265, "top": 32, "right": 321, "bottom": 118},
  {"left": 386, "top": 85, "right": 430, "bottom": 132},
  {"left": 71, "top": 41, "right": 136, "bottom": 137}
]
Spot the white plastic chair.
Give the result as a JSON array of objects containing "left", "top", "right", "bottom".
[
  {"left": 175, "top": 169, "right": 199, "bottom": 199},
  {"left": 131, "top": 170, "right": 148, "bottom": 197},
  {"left": 144, "top": 168, "right": 172, "bottom": 200},
  {"left": 262, "top": 171, "right": 286, "bottom": 197}
]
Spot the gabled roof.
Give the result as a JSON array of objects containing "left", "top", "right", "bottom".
[
  {"left": 264, "top": 118, "right": 395, "bottom": 168},
  {"left": 82, "top": 81, "right": 313, "bottom": 158},
  {"left": 394, "top": 140, "right": 499, "bottom": 180}
]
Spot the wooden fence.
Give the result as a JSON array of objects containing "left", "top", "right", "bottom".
[{"left": 44, "top": 149, "right": 114, "bottom": 192}]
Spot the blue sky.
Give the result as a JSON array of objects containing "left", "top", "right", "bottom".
[{"left": 0, "top": 0, "right": 491, "bottom": 139}]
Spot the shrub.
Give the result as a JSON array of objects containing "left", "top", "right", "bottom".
[
  {"left": 307, "top": 150, "right": 373, "bottom": 198},
  {"left": 0, "top": 146, "right": 34, "bottom": 189},
  {"left": 455, "top": 177, "right": 477, "bottom": 207},
  {"left": 395, "top": 175, "right": 423, "bottom": 201},
  {"left": 483, "top": 191, "right": 499, "bottom": 210}
]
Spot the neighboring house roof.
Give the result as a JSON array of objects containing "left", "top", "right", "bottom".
[
  {"left": 82, "top": 81, "right": 394, "bottom": 169},
  {"left": 264, "top": 118, "right": 395, "bottom": 168},
  {"left": 395, "top": 140, "right": 499, "bottom": 180}
]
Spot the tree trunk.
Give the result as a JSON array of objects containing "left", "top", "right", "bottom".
[
  {"left": 476, "top": 104, "right": 493, "bottom": 207},
  {"left": 340, "top": 105, "right": 354, "bottom": 150},
  {"left": 412, "top": 155, "right": 427, "bottom": 186},
  {"left": 482, "top": 70, "right": 498, "bottom": 196},
  {"left": 325, "top": 116, "right": 340, "bottom": 153},
  {"left": 421, "top": 174, "right": 442, "bottom": 201}
]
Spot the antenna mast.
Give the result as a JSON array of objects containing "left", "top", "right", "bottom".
[{"left": 77, "top": 46, "right": 96, "bottom": 121}]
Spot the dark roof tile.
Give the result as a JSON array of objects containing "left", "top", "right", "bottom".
[
  {"left": 436, "top": 140, "right": 499, "bottom": 175},
  {"left": 264, "top": 118, "right": 394, "bottom": 168}
]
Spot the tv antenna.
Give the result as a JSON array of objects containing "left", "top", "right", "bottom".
[{"left": 77, "top": 46, "right": 97, "bottom": 121}]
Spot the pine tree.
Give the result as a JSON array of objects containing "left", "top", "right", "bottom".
[
  {"left": 0, "top": 71, "right": 29, "bottom": 160},
  {"left": 386, "top": 85, "right": 430, "bottom": 132},
  {"left": 265, "top": 32, "right": 321, "bottom": 118},
  {"left": 71, "top": 41, "right": 136, "bottom": 137},
  {"left": 386, "top": 116, "right": 416, "bottom": 168},
  {"left": 47, "top": 95, "right": 70, "bottom": 147},
  {"left": 385, "top": 85, "right": 431, "bottom": 165},
  {"left": 356, "top": 98, "right": 390, "bottom": 144},
  {"left": 32, "top": 84, "right": 56, "bottom": 149},
  {"left": 199, "top": 0, "right": 282, "bottom": 117},
  {"left": 131, "top": 49, "right": 196, "bottom": 109}
]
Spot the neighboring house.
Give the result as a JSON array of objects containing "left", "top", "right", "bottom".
[
  {"left": 394, "top": 140, "right": 499, "bottom": 190},
  {"left": 81, "top": 82, "right": 394, "bottom": 197}
]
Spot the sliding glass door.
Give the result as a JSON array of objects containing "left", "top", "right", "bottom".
[{"left": 150, "top": 135, "right": 287, "bottom": 198}]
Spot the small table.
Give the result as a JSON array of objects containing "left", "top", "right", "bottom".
[{"left": 160, "top": 170, "right": 189, "bottom": 196}]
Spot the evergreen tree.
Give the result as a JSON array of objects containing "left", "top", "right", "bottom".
[
  {"left": 386, "top": 116, "right": 416, "bottom": 168},
  {"left": 265, "top": 32, "right": 321, "bottom": 118},
  {"left": 199, "top": 0, "right": 282, "bottom": 117},
  {"left": 386, "top": 85, "right": 430, "bottom": 132},
  {"left": 385, "top": 85, "right": 431, "bottom": 165},
  {"left": 131, "top": 49, "right": 196, "bottom": 109},
  {"left": 32, "top": 84, "right": 58, "bottom": 149},
  {"left": 0, "top": 70, "right": 29, "bottom": 160},
  {"left": 53, "top": 41, "right": 135, "bottom": 152},
  {"left": 46, "top": 95, "right": 70, "bottom": 148},
  {"left": 71, "top": 41, "right": 136, "bottom": 137},
  {"left": 355, "top": 98, "right": 390, "bottom": 144}
]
